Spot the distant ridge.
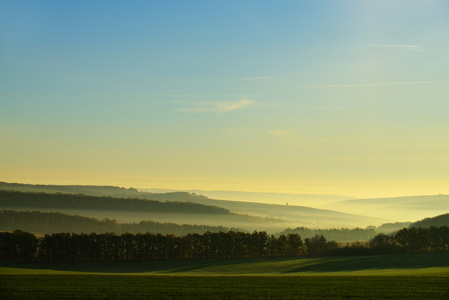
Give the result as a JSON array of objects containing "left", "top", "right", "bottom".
[
  {"left": 331, "top": 194, "right": 449, "bottom": 206},
  {"left": 0, "top": 181, "right": 209, "bottom": 203},
  {"left": 143, "top": 188, "right": 353, "bottom": 206}
]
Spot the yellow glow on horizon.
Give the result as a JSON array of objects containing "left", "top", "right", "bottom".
[{"left": 2, "top": 167, "right": 449, "bottom": 200}]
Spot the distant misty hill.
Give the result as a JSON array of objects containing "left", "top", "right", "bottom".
[
  {"left": 0, "top": 182, "right": 384, "bottom": 230},
  {"left": 0, "top": 181, "right": 209, "bottom": 202},
  {"left": 144, "top": 188, "right": 353, "bottom": 206},
  {"left": 376, "top": 222, "right": 412, "bottom": 234},
  {"left": 325, "top": 194, "right": 449, "bottom": 222},
  {"left": 140, "top": 194, "right": 385, "bottom": 229}
]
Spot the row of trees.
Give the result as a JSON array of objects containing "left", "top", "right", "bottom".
[
  {"left": 369, "top": 226, "right": 449, "bottom": 253},
  {"left": 1, "top": 226, "right": 448, "bottom": 262},
  {"left": 1, "top": 230, "right": 312, "bottom": 262},
  {"left": 280, "top": 226, "right": 378, "bottom": 242}
]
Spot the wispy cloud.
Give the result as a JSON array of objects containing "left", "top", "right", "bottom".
[
  {"left": 178, "top": 98, "right": 253, "bottom": 113},
  {"left": 161, "top": 94, "right": 249, "bottom": 98},
  {"left": 296, "top": 81, "right": 444, "bottom": 89},
  {"left": 306, "top": 107, "right": 358, "bottom": 112},
  {"left": 216, "top": 98, "right": 253, "bottom": 112},
  {"left": 268, "top": 130, "right": 291, "bottom": 136},
  {"left": 361, "top": 44, "right": 424, "bottom": 51},
  {"left": 240, "top": 76, "right": 271, "bottom": 81}
]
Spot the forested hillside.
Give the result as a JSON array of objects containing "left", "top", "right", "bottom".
[
  {"left": 0, "top": 190, "right": 229, "bottom": 215},
  {"left": 0, "top": 210, "right": 232, "bottom": 236},
  {"left": 410, "top": 213, "right": 449, "bottom": 228}
]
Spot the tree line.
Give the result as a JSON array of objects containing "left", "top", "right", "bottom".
[
  {"left": 1, "top": 230, "right": 304, "bottom": 262},
  {"left": 280, "top": 226, "right": 378, "bottom": 242},
  {"left": 0, "top": 210, "right": 233, "bottom": 236},
  {"left": 369, "top": 226, "right": 449, "bottom": 253},
  {"left": 0, "top": 190, "right": 229, "bottom": 215},
  {"left": 1, "top": 226, "right": 448, "bottom": 262}
]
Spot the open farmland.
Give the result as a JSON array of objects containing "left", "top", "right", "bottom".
[
  {"left": 2, "top": 252, "right": 449, "bottom": 276},
  {"left": 2, "top": 253, "right": 449, "bottom": 299}
]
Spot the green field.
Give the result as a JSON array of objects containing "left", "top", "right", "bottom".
[
  {"left": 2, "top": 253, "right": 449, "bottom": 299},
  {"left": 2, "top": 252, "right": 449, "bottom": 276}
]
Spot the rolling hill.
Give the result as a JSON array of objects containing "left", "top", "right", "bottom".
[
  {"left": 143, "top": 188, "right": 353, "bottom": 206},
  {"left": 324, "top": 195, "right": 449, "bottom": 222},
  {"left": 0, "top": 182, "right": 385, "bottom": 230},
  {"left": 163, "top": 196, "right": 384, "bottom": 228}
]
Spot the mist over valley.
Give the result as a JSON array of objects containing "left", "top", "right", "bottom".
[{"left": 1, "top": 182, "right": 447, "bottom": 237}]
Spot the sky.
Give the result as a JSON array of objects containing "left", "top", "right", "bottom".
[{"left": 1, "top": 0, "right": 449, "bottom": 199}]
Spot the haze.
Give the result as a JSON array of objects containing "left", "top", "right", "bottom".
[{"left": 1, "top": 1, "right": 449, "bottom": 200}]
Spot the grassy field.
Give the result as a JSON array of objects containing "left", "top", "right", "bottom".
[
  {"left": 2, "top": 252, "right": 449, "bottom": 276},
  {"left": 1, "top": 253, "right": 449, "bottom": 299}
]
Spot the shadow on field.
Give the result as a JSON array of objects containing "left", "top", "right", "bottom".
[
  {"left": 0, "top": 257, "right": 296, "bottom": 274},
  {"left": 2, "top": 253, "right": 449, "bottom": 274},
  {"left": 282, "top": 253, "right": 449, "bottom": 273}
]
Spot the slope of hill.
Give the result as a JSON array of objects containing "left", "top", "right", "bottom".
[
  {"left": 376, "top": 222, "right": 412, "bottom": 234},
  {"left": 0, "top": 210, "right": 234, "bottom": 235},
  {"left": 410, "top": 213, "right": 449, "bottom": 228},
  {"left": 325, "top": 195, "right": 449, "bottom": 221},
  {"left": 148, "top": 196, "right": 385, "bottom": 228},
  {"left": 0, "top": 190, "right": 229, "bottom": 215},
  {"left": 0, "top": 182, "right": 208, "bottom": 203}
]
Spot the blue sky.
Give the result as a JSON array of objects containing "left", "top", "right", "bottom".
[{"left": 1, "top": 1, "right": 449, "bottom": 198}]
